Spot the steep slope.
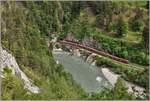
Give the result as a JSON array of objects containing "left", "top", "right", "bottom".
[
  {"left": 1, "top": 1, "right": 86, "bottom": 99},
  {"left": 1, "top": 1, "right": 149, "bottom": 100},
  {"left": 0, "top": 47, "right": 40, "bottom": 93}
]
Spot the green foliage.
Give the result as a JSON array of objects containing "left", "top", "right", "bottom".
[
  {"left": 1, "top": 1, "right": 149, "bottom": 100},
  {"left": 58, "top": 32, "right": 67, "bottom": 40},
  {"left": 142, "top": 22, "right": 149, "bottom": 50},
  {"left": 69, "top": 13, "right": 94, "bottom": 40},
  {"left": 3, "top": 67, "right": 12, "bottom": 75},
  {"left": 90, "top": 1, "right": 113, "bottom": 30},
  {"left": 116, "top": 16, "right": 128, "bottom": 37},
  {"left": 1, "top": 1, "right": 86, "bottom": 100},
  {"left": 107, "top": 22, "right": 116, "bottom": 32},
  {"left": 89, "top": 78, "right": 136, "bottom": 100},
  {"left": 1, "top": 75, "right": 28, "bottom": 100},
  {"left": 96, "top": 56, "right": 149, "bottom": 89},
  {"left": 92, "top": 33, "right": 149, "bottom": 66},
  {"left": 129, "top": 17, "right": 144, "bottom": 32},
  {"left": 131, "top": 51, "right": 149, "bottom": 65}
]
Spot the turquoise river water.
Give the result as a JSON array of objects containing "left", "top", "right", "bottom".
[{"left": 53, "top": 51, "right": 110, "bottom": 92}]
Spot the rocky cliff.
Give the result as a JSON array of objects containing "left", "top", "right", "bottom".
[{"left": 0, "top": 46, "right": 40, "bottom": 93}]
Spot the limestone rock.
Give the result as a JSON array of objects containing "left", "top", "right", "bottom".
[{"left": 0, "top": 47, "right": 40, "bottom": 93}]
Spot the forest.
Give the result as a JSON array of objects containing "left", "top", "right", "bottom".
[{"left": 0, "top": 1, "right": 149, "bottom": 100}]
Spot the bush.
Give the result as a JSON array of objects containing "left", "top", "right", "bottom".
[
  {"left": 129, "top": 17, "right": 144, "bottom": 32},
  {"left": 108, "top": 22, "right": 116, "bottom": 32},
  {"left": 115, "top": 16, "right": 128, "bottom": 37},
  {"left": 3, "top": 67, "right": 12, "bottom": 75},
  {"left": 92, "top": 33, "right": 149, "bottom": 66},
  {"left": 1, "top": 75, "right": 28, "bottom": 100},
  {"left": 96, "top": 57, "right": 148, "bottom": 89},
  {"left": 130, "top": 51, "right": 149, "bottom": 65},
  {"left": 89, "top": 78, "right": 136, "bottom": 100},
  {"left": 121, "top": 50, "right": 128, "bottom": 59}
]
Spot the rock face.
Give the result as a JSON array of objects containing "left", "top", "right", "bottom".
[
  {"left": 86, "top": 53, "right": 97, "bottom": 63},
  {"left": 0, "top": 47, "right": 40, "bottom": 93},
  {"left": 102, "top": 68, "right": 119, "bottom": 87},
  {"left": 73, "top": 49, "right": 81, "bottom": 57},
  {"left": 91, "top": 60, "right": 96, "bottom": 66},
  {"left": 101, "top": 68, "right": 146, "bottom": 97}
]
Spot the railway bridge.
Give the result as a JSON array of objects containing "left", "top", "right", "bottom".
[{"left": 58, "top": 39, "right": 129, "bottom": 64}]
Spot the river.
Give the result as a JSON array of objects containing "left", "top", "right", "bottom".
[{"left": 52, "top": 51, "right": 110, "bottom": 93}]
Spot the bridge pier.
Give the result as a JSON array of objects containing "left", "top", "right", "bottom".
[
  {"left": 72, "top": 49, "right": 81, "bottom": 57},
  {"left": 86, "top": 53, "right": 97, "bottom": 64},
  {"left": 58, "top": 40, "right": 129, "bottom": 64}
]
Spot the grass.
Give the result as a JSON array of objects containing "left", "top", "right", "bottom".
[
  {"left": 97, "top": 54, "right": 145, "bottom": 72},
  {"left": 122, "top": 31, "right": 142, "bottom": 43},
  {"left": 96, "top": 55, "right": 148, "bottom": 89}
]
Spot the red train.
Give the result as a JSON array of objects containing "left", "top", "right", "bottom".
[{"left": 59, "top": 40, "right": 129, "bottom": 64}]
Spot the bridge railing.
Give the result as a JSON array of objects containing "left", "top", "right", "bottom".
[{"left": 58, "top": 40, "right": 129, "bottom": 64}]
